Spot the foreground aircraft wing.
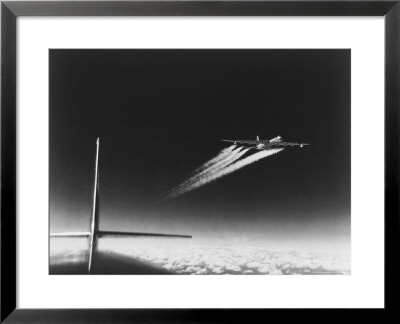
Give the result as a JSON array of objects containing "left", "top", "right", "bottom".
[
  {"left": 98, "top": 230, "right": 192, "bottom": 238},
  {"left": 221, "top": 139, "right": 260, "bottom": 145},
  {"left": 50, "top": 232, "right": 91, "bottom": 237}
]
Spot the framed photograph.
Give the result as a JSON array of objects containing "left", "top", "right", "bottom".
[{"left": 1, "top": 0, "right": 399, "bottom": 322}]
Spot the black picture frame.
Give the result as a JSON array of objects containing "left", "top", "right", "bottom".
[{"left": 1, "top": 0, "right": 399, "bottom": 322}]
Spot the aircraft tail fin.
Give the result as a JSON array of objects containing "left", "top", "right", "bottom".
[
  {"left": 88, "top": 137, "right": 100, "bottom": 273},
  {"left": 50, "top": 137, "right": 192, "bottom": 275}
]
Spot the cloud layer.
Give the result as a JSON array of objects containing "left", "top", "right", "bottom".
[{"left": 97, "top": 239, "right": 351, "bottom": 275}]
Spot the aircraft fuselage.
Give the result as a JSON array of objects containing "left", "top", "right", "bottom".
[{"left": 222, "top": 136, "right": 309, "bottom": 150}]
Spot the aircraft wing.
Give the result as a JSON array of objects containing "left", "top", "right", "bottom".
[
  {"left": 98, "top": 230, "right": 192, "bottom": 239},
  {"left": 221, "top": 139, "right": 260, "bottom": 145},
  {"left": 50, "top": 232, "right": 91, "bottom": 237},
  {"left": 280, "top": 142, "right": 309, "bottom": 147}
]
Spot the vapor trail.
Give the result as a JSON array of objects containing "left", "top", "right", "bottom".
[
  {"left": 191, "top": 145, "right": 236, "bottom": 175},
  {"left": 183, "top": 147, "right": 243, "bottom": 184},
  {"left": 170, "top": 148, "right": 284, "bottom": 198},
  {"left": 170, "top": 146, "right": 244, "bottom": 195},
  {"left": 186, "top": 147, "right": 250, "bottom": 187},
  {"left": 169, "top": 147, "right": 251, "bottom": 198},
  {"left": 209, "top": 148, "right": 284, "bottom": 181}
]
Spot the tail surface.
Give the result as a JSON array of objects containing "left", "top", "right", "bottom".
[
  {"left": 50, "top": 137, "right": 192, "bottom": 275},
  {"left": 88, "top": 137, "right": 100, "bottom": 273}
]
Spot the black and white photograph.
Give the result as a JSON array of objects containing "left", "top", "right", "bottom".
[{"left": 49, "top": 49, "right": 351, "bottom": 275}]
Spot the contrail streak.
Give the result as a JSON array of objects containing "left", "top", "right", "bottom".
[
  {"left": 170, "top": 146, "right": 244, "bottom": 195},
  {"left": 182, "top": 147, "right": 243, "bottom": 185},
  {"left": 169, "top": 148, "right": 284, "bottom": 198},
  {"left": 209, "top": 148, "right": 284, "bottom": 182},
  {"left": 191, "top": 145, "right": 236, "bottom": 175},
  {"left": 191, "top": 147, "right": 251, "bottom": 184},
  {"left": 169, "top": 147, "right": 251, "bottom": 198}
]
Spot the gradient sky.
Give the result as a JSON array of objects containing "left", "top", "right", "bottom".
[{"left": 50, "top": 49, "right": 350, "bottom": 247}]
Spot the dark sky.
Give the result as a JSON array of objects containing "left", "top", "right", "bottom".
[{"left": 50, "top": 49, "right": 350, "bottom": 245}]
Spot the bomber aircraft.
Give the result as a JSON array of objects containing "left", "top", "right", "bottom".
[{"left": 222, "top": 136, "right": 309, "bottom": 150}]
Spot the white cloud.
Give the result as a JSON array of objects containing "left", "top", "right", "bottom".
[{"left": 95, "top": 238, "right": 350, "bottom": 275}]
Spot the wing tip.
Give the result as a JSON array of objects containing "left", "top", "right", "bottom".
[{"left": 98, "top": 230, "right": 192, "bottom": 239}]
